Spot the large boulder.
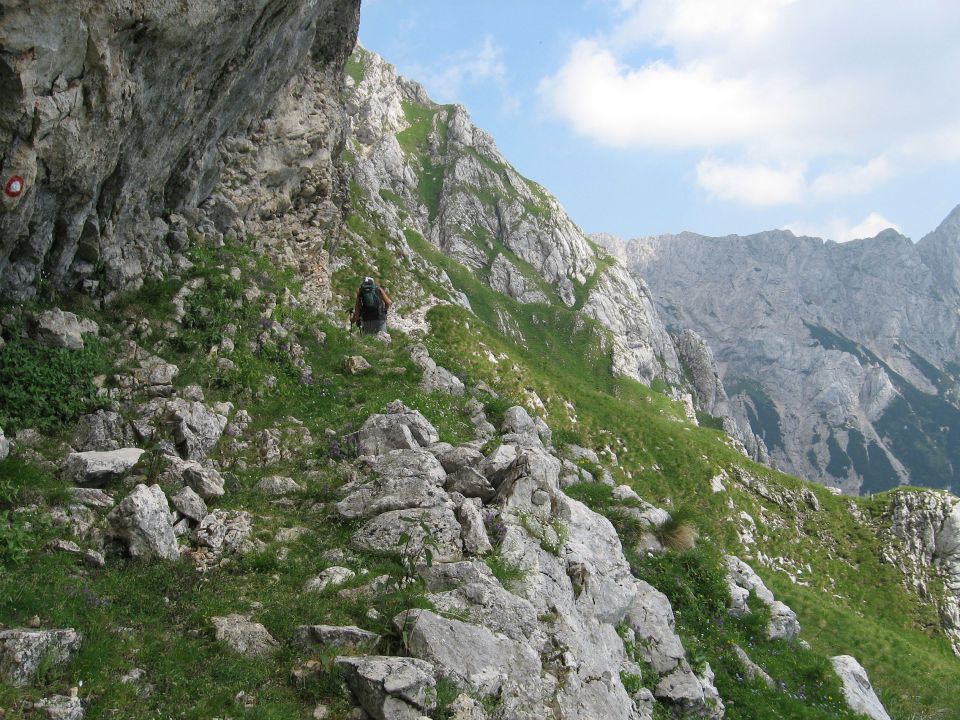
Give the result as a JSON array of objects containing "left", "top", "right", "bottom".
[
  {"left": 831, "top": 656, "right": 892, "bottom": 720},
  {"left": 338, "top": 449, "right": 448, "bottom": 519},
  {"left": 0, "top": 629, "right": 82, "bottom": 686},
  {"left": 336, "top": 655, "right": 437, "bottom": 720},
  {"left": 352, "top": 507, "right": 463, "bottom": 563},
  {"left": 349, "top": 402, "right": 440, "bottom": 454},
  {"left": 72, "top": 410, "right": 134, "bottom": 451},
  {"left": 165, "top": 399, "right": 228, "bottom": 461},
  {"left": 395, "top": 609, "right": 543, "bottom": 713},
  {"left": 31, "top": 310, "right": 98, "bottom": 351},
  {"left": 63, "top": 448, "right": 145, "bottom": 486},
  {"left": 107, "top": 484, "right": 179, "bottom": 561},
  {"left": 212, "top": 614, "right": 278, "bottom": 658},
  {"left": 476, "top": 444, "right": 518, "bottom": 487},
  {"left": 0, "top": 427, "right": 8, "bottom": 461},
  {"left": 624, "top": 580, "right": 686, "bottom": 674}
]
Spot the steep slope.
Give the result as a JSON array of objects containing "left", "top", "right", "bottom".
[
  {"left": 603, "top": 221, "right": 960, "bottom": 495},
  {"left": 1, "top": 12, "right": 959, "bottom": 720},
  {"left": 334, "top": 47, "right": 766, "bottom": 462}
]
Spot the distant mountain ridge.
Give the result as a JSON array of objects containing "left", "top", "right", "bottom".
[{"left": 599, "top": 207, "right": 960, "bottom": 494}]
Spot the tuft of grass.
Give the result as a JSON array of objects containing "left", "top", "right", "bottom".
[{"left": 655, "top": 507, "right": 699, "bottom": 551}]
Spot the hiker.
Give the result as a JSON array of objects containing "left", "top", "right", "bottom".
[{"left": 351, "top": 276, "right": 392, "bottom": 334}]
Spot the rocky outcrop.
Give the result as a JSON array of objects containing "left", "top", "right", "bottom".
[
  {"left": 0, "top": 0, "right": 360, "bottom": 302},
  {"left": 334, "top": 403, "right": 725, "bottom": 719},
  {"left": 602, "top": 214, "right": 960, "bottom": 494},
  {"left": 831, "top": 655, "right": 892, "bottom": 720},
  {"left": 879, "top": 489, "right": 960, "bottom": 655},
  {"left": 0, "top": 629, "right": 82, "bottom": 686},
  {"left": 342, "top": 47, "right": 686, "bottom": 389},
  {"left": 106, "top": 483, "right": 179, "bottom": 561}
]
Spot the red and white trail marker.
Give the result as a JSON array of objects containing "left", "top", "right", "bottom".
[{"left": 4, "top": 176, "right": 25, "bottom": 198}]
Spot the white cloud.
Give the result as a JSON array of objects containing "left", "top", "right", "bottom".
[
  {"left": 785, "top": 212, "right": 902, "bottom": 243},
  {"left": 810, "top": 157, "right": 892, "bottom": 198},
  {"left": 697, "top": 159, "right": 805, "bottom": 206},
  {"left": 540, "top": 0, "right": 960, "bottom": 206},
  {"left": 413, "top": 35, "right": 506, "bottom": 102}
]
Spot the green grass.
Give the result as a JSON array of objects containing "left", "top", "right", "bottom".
[{"left": 0, "top": 331, "right": 111, "bottom": 433}]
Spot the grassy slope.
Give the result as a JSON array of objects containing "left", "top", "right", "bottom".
[{"left": 336, "top": 62, "right": 960, "bottom": 716}]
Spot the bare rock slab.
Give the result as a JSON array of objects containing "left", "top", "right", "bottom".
[
  {"left": 0, "top": 628, "right": 82, "bottom": 686},
  {"left": 293, "top": 625, "right": 380, "bottom": 652},
  {"left": 831, "top": 655, "right": 892, "bottom": 720},
  {"left": 63, "top": 448, "right": 144, "bottom": 486},
  {"left": 336, "top": 655, "right": 437, "bottom": 720}
]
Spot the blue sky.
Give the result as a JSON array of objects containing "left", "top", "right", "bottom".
[{"left": 359, "top": 0, "right": 960, "bottom": 243}]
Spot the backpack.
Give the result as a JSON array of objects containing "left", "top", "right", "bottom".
[{"left": 359, "top": 281, "right": 385, "bottom": 321}]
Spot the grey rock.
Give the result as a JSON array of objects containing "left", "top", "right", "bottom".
[
  {"left": 305, "top": 566, "right": 356, "bottom": 592},
  {"left": 436, "top": 446, "right": 484, "bottom": 474},
  {"left": 445, "top": 694, "right": 487, "bottom": 720},
  {"left": 732, "top": 644, "right": 775, "bottom": 689},
  {"left": 63, "top": 448, "right": 144, "bottom": 486},
  {"left": 48, "top": 539, "right": 82, "bottom": 555},
  {"left": 346, "top": 355, "right": 373, "bottom": 374},
  {"left": 361, "top": 402, "right": 440, "bottom": 447},
  {"left": 831, "top": 655, "right": 891, "bottom": 720},
  {"left": 725, "top": 555, "right": 800, "bottom": 641},
  {"left": 31, "top": 309, "right": 98, "bottom": 351},
  {"left": 879, "top": 490, "right": 960, "bottom": 654},
  {"left": 171, "top": 486, "right": 208, "bottom": 523},
  {"left": 67, "top": 487, "right": 115, "bottom": 510},
  {"left": 395, "top": 609, "right": 542, "bottom": 710},
  {"left": 352, "top": 507, "right": 463, "bottom": 563},
  {"left": 32, "top": 694, "right": 85, "bottom": 720},
  {"left": 338, "top": 449, "right": 448, "bottom": 519},
  {"left": 254, "top": 475, "right": 301, "bottom": 496},
  {"left": 445, "top": 467, "right": 496, "bottom": 503},
  {"left": 182, "top": 462, "right": 226, "bottom": 499},
  {"left": 107, "top": 484, "right": 179, "bottom": 561},
  {"left": 411, "top": 344, "right": 466, "bottom": 396},
  {"left": 477, "top": 444, "right": 518, "bottom": 487},
  {"left": 193, "top": 510, "right": 253, "bottom": 556},
  {"left": 501, "top": 406, "right": 535, "bottom": 435},
  {"left": 212, "top": 614, "right": 278, "bottom": 658},
  {"left": 0, "top": 628, "right": 82, "bottom": 686},
  {"left": 336, "top": 655, "right": 437, "bottom": 720},
  {"left": 624, "top": 580, "right": 686, "bottom": 674},
  {"left": 166, "top": 399, "right": 228, "bottom": 461},
  {"left": 294, "top": 624, "right": 380, "bottom": 651},
  {"left": 0, "top": 0, "right": 360, "bottom": 302},
  {"left": 84, "top": 550, "right": 106, "bottom": 568},
  {"left": 348, "top": 423, "right": 420, "bottom": 456},
  {"left": 0, "top": 427, "right": 8, "bottom": 461},
  {"left": 457, "top": 501, "right": 493, "bottom": 555},
  {"left": 566, "top": 444, "right": 600, "bottom": 465},
  {"left": 72, "top": 411, "right": 133, "bottom": 451}
]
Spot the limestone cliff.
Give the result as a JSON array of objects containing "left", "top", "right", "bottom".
[
  {"left": 601, "top": 217, "right": 960, "bottom": 495},
  {"left": 0, "top": 0, "right": 360, "bottom": 301}
]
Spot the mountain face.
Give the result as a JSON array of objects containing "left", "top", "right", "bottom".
[
  {"left": 601, "top": 214, "right": 960, "bottom": 495},
  {"left": 336, "top": 47, "right": 768, "bottom": 459},
  {"left": 0, "top": 0, "right": 360, "bottom": 302}
]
